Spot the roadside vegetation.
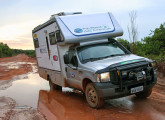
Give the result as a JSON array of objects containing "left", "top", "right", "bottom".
[
  {"left": 0, "top": 43, "right": 35, "bottom": 58},
  {"left": 118, "top": 23, "right": 165, "bottom": 62}
]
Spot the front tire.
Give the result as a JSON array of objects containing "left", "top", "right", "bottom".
[
  {"left": 85, "top": 83, "right": 104, "bottom": 108},
  {"left": 135, "top": 88, "right": 152, "bottom": 98},
  {"left": 49, "top": 80, "right": 62, "bottom": 91}
]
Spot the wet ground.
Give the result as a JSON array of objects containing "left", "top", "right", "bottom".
[{"left": 0, "top": 55, "right": 165, "bottom": 120}]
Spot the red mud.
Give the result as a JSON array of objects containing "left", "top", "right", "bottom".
[
  {"left": 0, "top": 54, "right": 35, "bottom": 63},
  {"left": 0, "top": 54, "right": 36, "bottom": 80},
  {"left": 0, "top": 55, "right": 165, "bottom": 120}
]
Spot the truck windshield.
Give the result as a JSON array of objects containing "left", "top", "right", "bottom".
[{"left": 77, "top": 41, "right": 128, "bottom": 63}]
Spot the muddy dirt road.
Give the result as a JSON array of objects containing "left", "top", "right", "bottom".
[{"left": 0, "top": 55, "right": 165, "bottom": 120}]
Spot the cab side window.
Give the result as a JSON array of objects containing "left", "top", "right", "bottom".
[
  {"left": 68, "top": 51, "right": 78, "bottom": 67},
  {"left": 49, "top": 32, "right": 56, "bottom": 45}
]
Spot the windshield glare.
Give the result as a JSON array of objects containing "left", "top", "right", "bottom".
[{"left": 77, "top": 42, "right": 127, "bottom": 63}]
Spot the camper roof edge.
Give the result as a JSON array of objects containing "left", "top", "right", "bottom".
[
  {"left": 32, "top": 17, "right": 56, "bottom": 33},
  {"left": 32, "top": 12, "right": 82, "bottom": 33}
]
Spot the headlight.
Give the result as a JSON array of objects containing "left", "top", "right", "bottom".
[
  {"left": 152, "top": 61, "right": 158, "bottom": 70},
  {"left": 100, "top": 72, "right": 110, "bottom": 82}
]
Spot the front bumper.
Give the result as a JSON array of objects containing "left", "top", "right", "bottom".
[{"left": 94, "top": 72, "right": 157, "bottom": 99}]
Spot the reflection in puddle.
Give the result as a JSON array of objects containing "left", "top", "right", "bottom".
[
  {"left": 38, "top": 90, "right": 140, "bottom": 120},
  {"left": 38, "top": 90, "right": 95, "bottom": 120},
  {"left": 37, "top": 90, "right": 165, "bottom": 120},
  {"left": 105, "top": 96, "right": 134, "bottom": 111},
  {"left": 0, "top": 64, "right": 49, "bottom": 108},
  {"left": 0, "top": 62, "right": 29, "bottom": 69},
  {"left": 0, "top": 102, "right": 6, "bottom": 106}
]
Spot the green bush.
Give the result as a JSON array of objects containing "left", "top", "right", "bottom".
[
  {"left": 0, "top": 42, "right": 35, "bottom": 58},
  {"left": 117, "top": 23, "right": 165, "bottom": 62},
  {"left": 12, "top": 49, "right": 36, "bottom": 57},
  {"left": 0, "top": 42, "right": 12, "bottom": 58}
]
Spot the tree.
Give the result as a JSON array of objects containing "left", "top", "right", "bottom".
[
  {"left": 117, "top": 38, "right": 129, "bottom": 48},
  {"left": 0, "top": 47, "right": 2, "bottom": 58},
  {"left": 0, "top": 42, "right": 12, "bottom": 58},
  {"left": 142, "top": 23, "right": 165, "bottom": 55},
  {"left": 127, "top": 10, "right": 138, "bottom": 54}
]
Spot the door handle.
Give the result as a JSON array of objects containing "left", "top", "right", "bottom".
[
  {"left": 71, "top": 66, "right": 77, "bottom": 70},
  {"left": 79, "top": 70, "right": 83, "bottom": 74}
]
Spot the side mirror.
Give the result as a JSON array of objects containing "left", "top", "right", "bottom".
[
  {"left": 127, "top": 44, "right": 131, "bottom": 51},
  {"left": 63, "top": 54, "right": 69, "bottom": 64}
]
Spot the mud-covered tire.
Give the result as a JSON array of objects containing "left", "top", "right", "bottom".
[
  {"left": 135, "top": 88, "right": 152, "bottom": 98},
  {"left": 49, "top": 80, "right": 62, "bottom": 91},
  {"left": 85, "top": 83, "right": 104, "bottom": 108}
]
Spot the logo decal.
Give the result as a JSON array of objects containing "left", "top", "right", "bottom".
[
  {"left": 53, "top": 55, "right": 58, "bottom": 61},
  {"left": 74, "top": 28, "right": 83, "bottom": 33},
  {"left": 69, "top": 72, "right": 75, "bottom": 78},
  {"left": 74, "top": 25, "right": 112, "bottom": 34}
]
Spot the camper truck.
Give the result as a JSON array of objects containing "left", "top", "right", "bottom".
[{"left": 32, "top": 12, "right": 157, "bottom": 108}]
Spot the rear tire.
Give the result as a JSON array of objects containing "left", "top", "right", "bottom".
[
  {"left": 85, "top": 83, "right": 104, "bottom": 108},
  {"left": 135, "top": 88, "right": 152, "bottom": 98},
  {"left": 49, "top": 80, "right": 62, "bottom": 91}
]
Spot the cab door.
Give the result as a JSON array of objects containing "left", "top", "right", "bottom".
[{"left": 66, "top": 50, "right": 81, "bottom": 88}]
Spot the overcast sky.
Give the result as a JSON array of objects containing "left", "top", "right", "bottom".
[{"left": 0, "top": 0, "right": 164, "bottom": 49}]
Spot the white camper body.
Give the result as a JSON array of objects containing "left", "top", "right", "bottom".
[
  {"left": 32, "top": 12, "right": 123, "bottom": 87},
  {"left": 32, "top": 12, "right": 156, "bottom": 108}
]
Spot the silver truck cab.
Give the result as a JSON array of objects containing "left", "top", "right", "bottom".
[{"left": 63, "top": 38, "right": 157, "bottom": 108}]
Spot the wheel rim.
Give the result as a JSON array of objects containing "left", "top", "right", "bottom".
[{"left": 88, "top": 88, "right": 97, "bottom": 104}]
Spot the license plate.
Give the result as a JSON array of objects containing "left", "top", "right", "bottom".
[{"left": 131, "top": 86, "right": 144, "bottom": 94}]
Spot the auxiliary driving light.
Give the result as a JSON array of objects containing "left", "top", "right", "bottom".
[{"left": 122, "top": 71, "right": 127, "bottom": 76}]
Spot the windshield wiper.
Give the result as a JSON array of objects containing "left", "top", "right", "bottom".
[
  {"left": 100, "top": 54, "right": 126, "bottom": 59},
  {"left": 82, "top": 57, "right": 101, "bottom": 63},
  {"left": 82, "top": 54, "right": 126, "bottom": 63}
]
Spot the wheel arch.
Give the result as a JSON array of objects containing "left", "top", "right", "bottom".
[{"left": 82, "top": 78, "right": 92, "bottom": 92}]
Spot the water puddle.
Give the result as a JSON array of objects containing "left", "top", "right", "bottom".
[
  {"left": 0, "top": 62, "right": 29, "bottom": 69},
  {"left": 38, "top": 90, "right": 94, "bottom": 120},
  {"left": 0, "top": 62, "right": 165, "bottom": 120},
  {"left": 0, "top": 64, "right": 49, "bottom": 108},
  {"left": 0, "top": 102, "right": 6, "bottom": 106},
  {"left": 0, "top": 63, "right": 74, "bottom": 109},
  {"left": 105, "top": 96, "right": 134, "bottom": 111}
]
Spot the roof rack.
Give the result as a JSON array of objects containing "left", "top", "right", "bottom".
[{"left": 50, "top": 12, "right": 82, "bottom": 19}]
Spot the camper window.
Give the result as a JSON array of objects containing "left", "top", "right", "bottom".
[
  {"left": 55, "top": 30, "right": 63, "bottom": 42},
  {"left": 49, "top": 32, "right": 56, "bottom": 45},
  {"left": 34, "top": 38, "right": 39, "bottom": 48}
]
